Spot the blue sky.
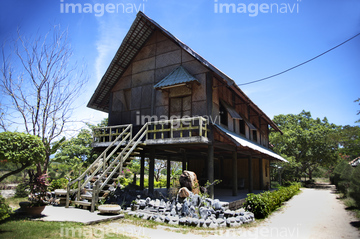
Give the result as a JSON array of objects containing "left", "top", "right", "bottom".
[{"left": 1, "top": 0, "right": 359, "bottom": 133}]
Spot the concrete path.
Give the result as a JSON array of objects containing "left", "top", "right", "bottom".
[
  {"left": 99, "top": 186, "right": 360, "bottom": 239},
  {"left": 36, "top": 205, "right": 124, "bottom": 224},
  {"left": 16, "top": 185, "right": 359, "bottom": 238},
  {"left": 257, "top": 187, "right": 359, "bottom": 239}
]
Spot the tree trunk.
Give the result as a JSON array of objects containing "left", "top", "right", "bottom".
[
  {"left": 0, "top": 163, "right": 30, "bottom": 183},
  {"left": 308, "top": 168, "right": 313, "bottom": 180}
]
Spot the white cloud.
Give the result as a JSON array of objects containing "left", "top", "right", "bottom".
[{"left": 94, "top": 13, "right": 133, "bottom": 82}]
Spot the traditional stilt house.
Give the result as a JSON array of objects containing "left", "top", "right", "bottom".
[{"left": 67, "top": 11, "right": 287, "bottom": 211}]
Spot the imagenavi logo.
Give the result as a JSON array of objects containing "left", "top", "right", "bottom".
[
  {"left": 214, "top": 0, "right": 301, "bottom": 17},
  {"left": 60, "top": 0, "right": 147, "bottom": 17}
]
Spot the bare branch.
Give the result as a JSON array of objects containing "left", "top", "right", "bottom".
[{"left": 0, "top": 25, "right": 88, "bottom": 173}]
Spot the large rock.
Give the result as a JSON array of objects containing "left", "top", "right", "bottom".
[
  {"left": 178, "top": 187, "right": 191, "bottom": 198},
  {"left": 179, "top": 170, "right": 200, "bottom": 194}
]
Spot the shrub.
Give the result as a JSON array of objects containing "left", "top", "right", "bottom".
[
  {"left": 0, "top": 195, "right": 12, "bottom": 221},
  {"left": 154, "top": 179, "right": 167, "bottom": 188},
  {"left": 14, "top": 182, "right": 29, "bottom": 198},
  {"left": 349, "top": 166, "right": 360, "bottom": 208},
  {"left": 49, "top": 178, "right": 68, "bottom": 191},
  {"left": 331, "top": 160, "right": 348, "bottom": 186},
  {"left": 118, "top": 177, "right": 130, "bottom": 187},
  {"left": 331, "top": 160, "right": 354, "bottom": 196},
  {"left": 338, "top": 163, "right": 353, "bottom": 197},
  {"left": 244, "top": 183, "right": 301, "bottom": 219},
  {"left": 0, "top": 132, "right": 46, "bottom": 183}
]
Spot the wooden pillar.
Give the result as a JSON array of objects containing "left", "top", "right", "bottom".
[
  {"left": 207, "top": 144, "right": 214, "bottom": 199},
  {"left": 232, "top": 151, "right": 238, "bottom": 196},
  {"left": 166, "top": 156, "right": 171, "bottom": 189},
  {"left": 206, "top": 71, "right": 214, "bottom": 199},
  {"left": 248, "top": 155, "right": 253, "bottom": 193},
  {"left": 268, "top": 159, "right": 271, "bottom": 190},
  {"left": 148, "top": 149, "right": 155, "bottom": 196},
  {"left": 140, "top": 151, "right": 145, "bottom": 190},
  {"left": 182, "top": 152, "right": 187, "bottom": 171},
  {"left": 259, "top": 158, "right": 264, "bottom": 190}
]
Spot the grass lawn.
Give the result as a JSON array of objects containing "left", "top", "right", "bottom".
[
  {"left": 342, "top": 197, "right": 360, "bottom": 220},
  {"left": 0, "top": 216, "right": 135, "bottom": 239}
]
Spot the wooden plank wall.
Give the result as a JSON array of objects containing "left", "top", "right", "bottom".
[{"left": 109, "top": 30, "right": 209, "bottom": 127}]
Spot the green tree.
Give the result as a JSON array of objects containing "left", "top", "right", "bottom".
[
  {"left": 53, "top": 129, "right": 94, "bottom": 163},
  {"left": 50, "top": 128, "right": 95, "bottom": 180},
  {"left": 337, "top": 125, "right": 360, "bottom": 160},
  {"left": 0, "top": 132, "right": 45, "bottom": 182},
  {"left": 270, "top": 111, "right": 339, "bottom": 180},
  {"left": 349, "top": 166, "right": 360, "bottom": 207}
]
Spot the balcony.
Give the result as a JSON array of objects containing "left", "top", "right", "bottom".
[{"left": 92, "top": 116, "right": 209, "bottom": 147}]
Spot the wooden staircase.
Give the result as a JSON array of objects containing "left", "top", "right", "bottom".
[{"left": 66, "top": 124, "right": 147, "bottom": 212}]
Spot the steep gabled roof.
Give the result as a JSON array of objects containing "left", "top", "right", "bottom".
[{"left": 87, "top": 11, "right": 282, "bottom": 133}]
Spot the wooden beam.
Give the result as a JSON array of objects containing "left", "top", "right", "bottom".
[
  {"left": 232, "top": 151, "right": 238, "bottom": 196},
  {"left": 207, "top": 144, "right": 214, "bottom": 199},
  {"left": 259, "top": 158, "right": 264, "bottom": 190},
  {"left": 182, "top": 151, "right": 187, "bottom": 171},
  {"left": 167, "top": 156, "right": 171, "bottom": 189},
  {"left": 148, "top": 148, "right": 155, "bottom": 196},
  {"left": 248, "top": 155, "right": 253, "bottom": 193},
  {"left": 140, "top": 151, "right": 145, "bottom": 190}
]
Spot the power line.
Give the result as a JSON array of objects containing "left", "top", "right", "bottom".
[{"left": 237, "top": 32, "right": 360, "bottom": 86}]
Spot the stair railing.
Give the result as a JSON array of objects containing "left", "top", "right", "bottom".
[
  {"left": 90, "top": 123, "right": 149, "bottom": 212},
  {"left": 65, "top": 124, "right": 132, "bottom": 208}
]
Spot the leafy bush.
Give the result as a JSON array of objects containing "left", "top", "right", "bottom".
[
  {"left": 14, "top": 182, "right": 29, "bottom": 198},
  {"left": 0, "top": 132, "right": 46, "bottom": 183},
  {"left": 0, "top": 195, "right": 12, "bottom": 221},
  {"left": 330, "top": 160, "right": 348, "bottom": 186},
  {"left": 349, "top": 166, "right": 360, "bottom": 208},
  {"left": 244, "top": 183, "right": 301, "bottom": 219},
  {"left": 338, "top": 163, "right": 353, "bottom": 196},
  {"left": 118, "top": 177, "right": 130, "bottom": 187},
  {"left": 244, "top": 193, "right": 270, "bottom": 219},
  {"left": 49, "top": 178, "right": 68, "bottom": 191},
  {"left": 154, "top": 179, "right": 167, "bottom": 188},
  {"left": 331, "top": 160, "right": 354, "bottom": 196}
]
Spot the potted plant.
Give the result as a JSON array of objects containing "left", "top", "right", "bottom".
[{"left": 19, "top": 170, "right": 49, "bottom": 216}]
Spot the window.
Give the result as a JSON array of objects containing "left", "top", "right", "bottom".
[
  {"left": 169, "top": 95, "right": 191, "bottom": 117},
  {"left": 239, "top": 119, "right": 246, "bottom": 135},
  {"left": 252, "top": 130, "right": 258, "bottom": 142},
  {"left": 219, "top": 103, "right": 228, "bottom": 126}
]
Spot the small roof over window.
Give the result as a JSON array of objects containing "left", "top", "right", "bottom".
[
  {"left": 219, "top": 99, "right": 257, "bottom": 130},
  {"left": 220, "top": 100, "right": 242, "bottom": 119},
  {"left": 154, "top": 66, "right": 199, "bottom": 90}
]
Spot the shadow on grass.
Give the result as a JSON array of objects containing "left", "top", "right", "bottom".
[
  {"left": 350, "top": 221, "right": 360, "bottom": 229},
  {"left": 346, "top": 206, "right": 359, "bottom": 211},
  {"left": 0, "top": 210, "right": 46, "bottom": 225}
]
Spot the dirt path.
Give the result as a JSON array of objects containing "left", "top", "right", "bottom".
[
  {"left": 92, "top": 186, "right": 359, "bottom": 239},
  {"left": 258, "top": 186, "right": 359, "bottom": 239}
]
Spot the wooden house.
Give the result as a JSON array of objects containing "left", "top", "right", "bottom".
[{"left": 85, "top": 11, "right": 287, "bottom": 200}]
